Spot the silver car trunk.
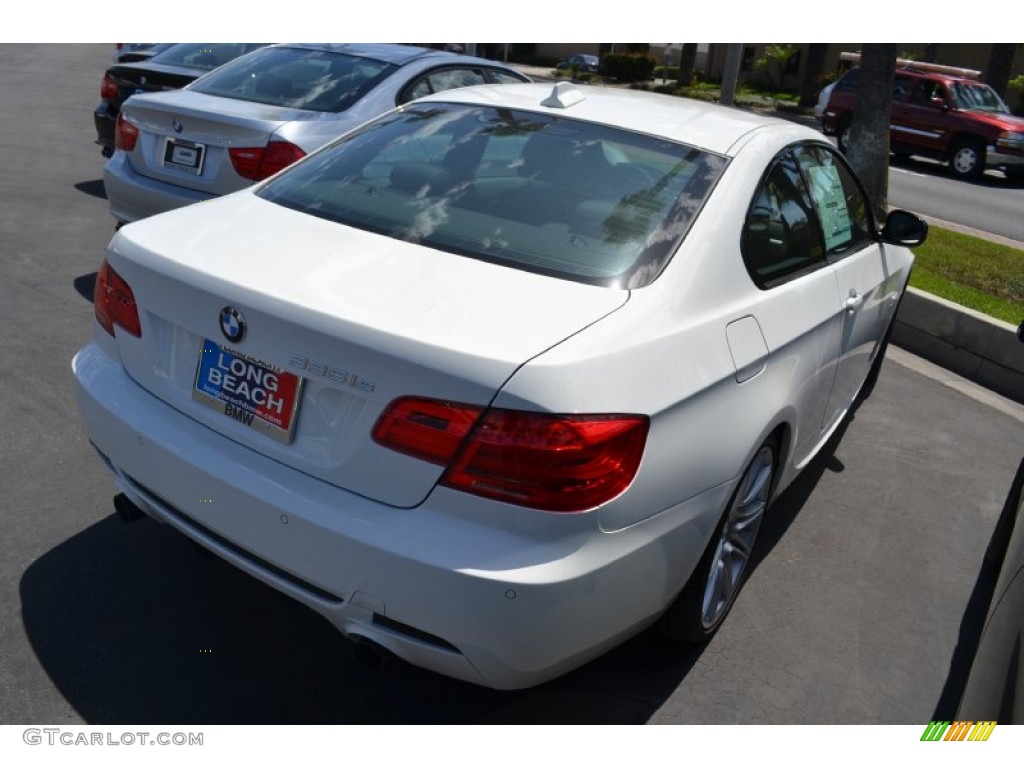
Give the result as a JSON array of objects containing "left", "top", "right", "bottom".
[
  {"left": 120, "top": 89, "right": 313, "bottom": 196},
  {"left": 105, "top": 193, "right": 629, "bottom": 508}
]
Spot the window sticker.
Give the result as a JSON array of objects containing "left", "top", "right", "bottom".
[{"left": 807, "top": 165, "right": 852, "bottom": 252}]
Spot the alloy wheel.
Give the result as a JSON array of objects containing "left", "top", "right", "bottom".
[{"left": 701, "top": 444, "right": 775, "bottom": 629}]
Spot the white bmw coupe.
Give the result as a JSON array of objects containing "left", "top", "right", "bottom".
[{"left": 74, "top": 82, "right": 927, "bottom": 689}]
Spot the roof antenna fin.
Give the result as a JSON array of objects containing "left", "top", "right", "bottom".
[{"left": 541, "top": 82, "right": 585, "bottom": 109}]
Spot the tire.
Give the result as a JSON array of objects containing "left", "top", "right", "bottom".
[
  {"left": 949, "top": 139, "right": 985, "bottom": 180},
  {"left": 661, "top": 436, "right": 779, "bottom": 643}
]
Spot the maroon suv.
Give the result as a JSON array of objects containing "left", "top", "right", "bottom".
[{"left": 823, "top": 67, "right": 1024, "bottom": 180}]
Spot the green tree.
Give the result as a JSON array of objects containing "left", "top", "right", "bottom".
[
  {"left": 755, "top": 44, "right": 797, "bottom": 88},
  {"left": 845, "top": 44, "right": 898, "bottom": 221}
]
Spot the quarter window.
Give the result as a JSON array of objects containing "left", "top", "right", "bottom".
[{"left": 742, "top": 152, "right": 825, "bottom": 287}]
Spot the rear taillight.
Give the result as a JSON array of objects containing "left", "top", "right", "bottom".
[
  {"left": 94, "top": 260, "right": 141, "bottom": 338},
  {"left": 229, "top": 141, "right": 306, "bottom": 181},
  {"left": 101, "top": 73, "right": 118, "bottom": 100},
  {"left": 114, "top": 113, "right": 139, "bottom": 152},
  {"left": 373, "top": 397, "right": 648, "bottom": 512}
]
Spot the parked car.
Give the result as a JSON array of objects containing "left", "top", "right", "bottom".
[
  {"left": 823, "top": 66, "right": 1024, "bottom": 180},
  {"left": 104, "top": 43, "right": 530, "bottom": 225},
  {"left": 813, "top": 79, "right": 836, "bottom": 122},
  {"left": 75, "top": 82, "right": 927, "bottom": 689},
  {"left": 95, "top": 43, "right": 268, "bottom": 158},
  {"left": 112, "top": 44, "right": 174, "bottom": 64},
  {"left": 557, "top": 54, "right": 600, "bottom": 73}
]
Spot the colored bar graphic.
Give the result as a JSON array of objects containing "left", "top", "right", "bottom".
[
  {"left": 968, "top": 722, "right": 997, "bottom": 742},
  {"left": 920, "top": 720, "right": 996, "bottom": 742},
  {"left": 921, "top": 722, "right": 949, "bottom": 741}
]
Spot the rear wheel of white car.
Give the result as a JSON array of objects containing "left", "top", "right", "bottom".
[{"left": 662, "top": 436, "right": 778, "bottom": 643}]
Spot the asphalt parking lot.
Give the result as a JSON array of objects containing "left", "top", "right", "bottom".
[{"left": 1, "top": 44, "right": 1023, "bottom": 724}]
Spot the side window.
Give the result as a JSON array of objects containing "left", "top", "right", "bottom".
[
  {"left": 488, "top": 69, "right": 529, "bottom": 85},
  {"left": 402, "top": 78, "right": 432, "bottom": 103},
  {"left": 742, "top": 152, "right": 825, "bottom": 288},
  {"left": 793, "top": 145, "right": 874, "bottom": 258},
  {"left": 893, "top": 74, "right": 912, "bottom": 102},
  {"left": 426, "top": 67, "right": 485, "bottom": 93},
  {"left": 909, "top": 80, "right": 934, "bottom": 106},
  {"left": 836, "top": 69, "right": 860, "bottom": 93},
  {"left": 398, "top": 68, "right": 487, "bottom": 105}
]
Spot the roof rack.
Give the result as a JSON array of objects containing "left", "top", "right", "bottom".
[{"left": 839, "top": 51, "right": 981, "bottom": 80}]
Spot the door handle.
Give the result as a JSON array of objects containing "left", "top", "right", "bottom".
[{"left": 845, "top": 291, "right": 864, "bottom": 313}]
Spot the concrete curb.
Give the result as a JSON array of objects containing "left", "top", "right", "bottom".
[{"left": 893, "top": 287, "right": 1024, "bottom": 404}]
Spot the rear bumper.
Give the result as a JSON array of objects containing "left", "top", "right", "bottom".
[
  {"left": 103, "top": 150, "right": 216, "bottom": 224},
  {"left": 72, "top": 340, "right": 730, "bottom": 689}
]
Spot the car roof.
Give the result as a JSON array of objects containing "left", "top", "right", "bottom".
[
  {"left": 273, "top": 43, "right": 506, "bottom": 69},
  {"left": 413, "top": 82, "right": 814, "bottom": 156}
]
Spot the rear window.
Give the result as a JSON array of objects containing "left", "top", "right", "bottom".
[
  {"left": 190, "top": 47, "right": 396, "bottom": 113},
  {"left": 149, "top": 43, "right": 266, "bottom": 72},
  {"left": 256, "top": 103, "right": 727, "bottom": 288}
]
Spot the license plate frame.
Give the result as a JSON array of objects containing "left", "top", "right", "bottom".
[
  {"left": 192, "top": 340, "right": 303, "bottom": 444},
  {"left": 163, "top": 136, "right": 206, "bottom": 175}
]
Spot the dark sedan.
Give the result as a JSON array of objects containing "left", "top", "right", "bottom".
[
  {"left": 556, "top": 54, "right": 600, "bottom": 73},
  {"left": 94, "top": 43, "right": 267, "bottom": 157}
]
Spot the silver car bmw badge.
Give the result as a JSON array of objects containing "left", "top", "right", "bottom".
[
  {"left": 172, "top": 118, "right": 184, "bottom": 134},
  {"left": 220, "top": 307, "right": 246, "bottom": 343}
]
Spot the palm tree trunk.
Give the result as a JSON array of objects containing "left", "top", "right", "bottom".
[
  {"left": 676, "top": 44, "right": 698, "bottom": 88},
  {"left": 846, "top": 44, "right": 898, "bottom": 222},
  {"left": 798, "top": 44, "right": 828, "bottom": 108},
  {"left": 985, "top": 43, "right": 1018, "bottom": 99}
]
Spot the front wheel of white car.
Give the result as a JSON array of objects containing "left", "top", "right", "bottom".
[{"left": 662, "top": 436, "right": 778, "bottom": 643}]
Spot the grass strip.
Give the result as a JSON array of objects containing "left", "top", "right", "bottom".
[{"left": 909, "top": 225, "right": 1024, "bottom": 325}]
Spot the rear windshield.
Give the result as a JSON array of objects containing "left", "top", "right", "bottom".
[
  {"left": 256, "top": 103, "right": 727, "bottom": 288},
  {"left": 150, "top": 43, "right": 267, "bottom": 72},
  {"left": 190, "top": 47, "right": 396, "bottom": 113}
]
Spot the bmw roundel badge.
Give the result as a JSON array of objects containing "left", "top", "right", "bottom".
[
  {"left": 172, "top": 118, "right": 184, "bottom": 134},
  {"left": 220, "top": 307, "right": 246, "bottom": 343}
]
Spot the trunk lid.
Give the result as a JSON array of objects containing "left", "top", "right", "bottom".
[
  {"left": 106, "top": 192, "right": 629, "bottom": 507},
  {"left": 120, "top": 90, "right": 312, "bottom": 196}
]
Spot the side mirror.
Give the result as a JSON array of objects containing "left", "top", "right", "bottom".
[
  {"left": 881, "top": 209, "right": 928, "bottom": 248},
  {"left": 929, "top": 96, "right": 947, "bottom": 110}
]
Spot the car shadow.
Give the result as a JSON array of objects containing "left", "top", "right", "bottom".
[
  {"left": 931, "top": 455, "right": 1024, "bottom": 720},
  {"left": 21, "top": 435, "right": 844, "bottom": 724},
  {"left": 75, "top": 180, "right": 107, "bottom": 200},
  {"left": 20, "top": 509, "right": 706, "bottom": 724},
  {"left": 74, "top": 273, "right": 97, "bottom": 303},
  {"left": 749, "top": 412, "right": 851, "bottom": 575}
]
